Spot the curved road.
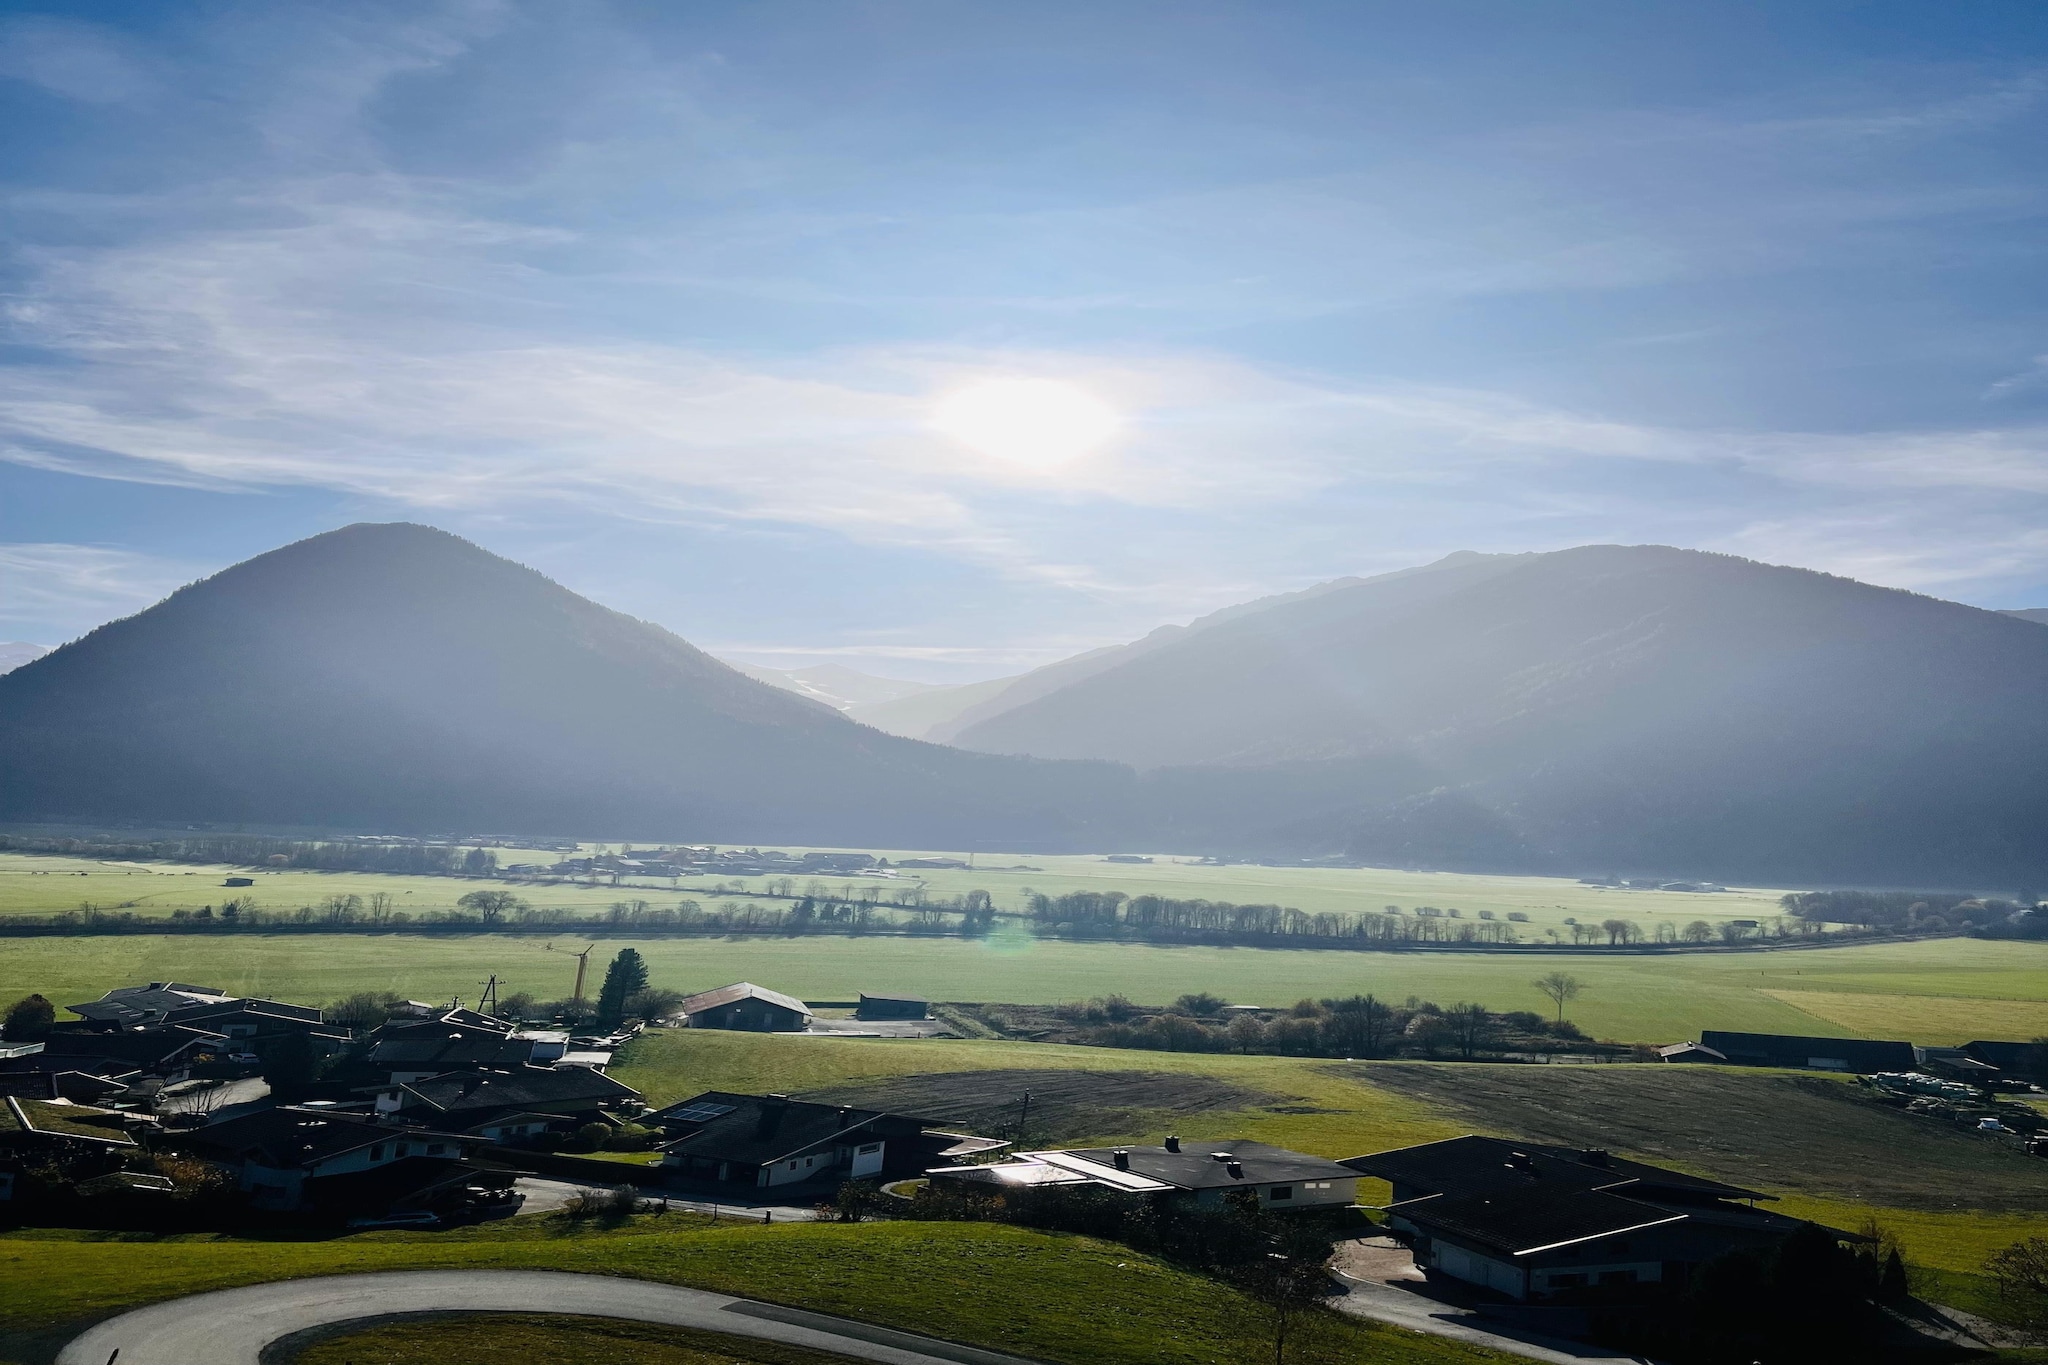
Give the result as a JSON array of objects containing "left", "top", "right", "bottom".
[{"left": 56, "top": 1270, "right": 1044, "bottom": 1365}]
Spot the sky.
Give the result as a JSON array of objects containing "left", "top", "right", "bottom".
[{"left": 2, "top": 1, "right": 2046, "bottom": 679}]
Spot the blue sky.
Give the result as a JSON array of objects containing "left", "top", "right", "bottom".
[{"left": 3, "top": 1, "right": 2046, "bottom": 678}]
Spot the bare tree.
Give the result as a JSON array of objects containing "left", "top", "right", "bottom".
[{"left": 1533, "top": 972, "right": 1582, "bottom": 1026}]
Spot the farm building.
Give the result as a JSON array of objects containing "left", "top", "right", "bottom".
[
  {"left": 1696, "top": 1030, "right": 1915, "bottom": 1072},
  {"left": 1654, "top": 1042, "right": 1727, "bottom": 1063},
  {"left": 855, "top": 992, "right": 929, "bottom": 1021},
  {"left": 1345, "top": 1135, "right": 1853, "bottom": 1302},
  {"left": 651, "top": 1090, "right": 1004, "bottom": 1189},
  {"left": 677, "top": 982, "right": 812, "bottom": 1032},
  {"left": 1963, "top": 1040, "right": 2047, "bottom": 1079},
  {"left": 930, "top": 1137, "right": 1356, "bottom": 1211}
]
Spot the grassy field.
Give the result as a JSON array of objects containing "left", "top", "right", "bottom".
[
  {"left": 605, "top": 1029, "right": 2048, "bottom": 1280},
  {"left": 5, "top": 930, "right": 2044, "bottom": 1045},
  {"left": 0, "top": 848, "right": 1804, "bottom": 933},
  {"left": 0, "top": 1218, "right": 1513, "bottom": 1365}
]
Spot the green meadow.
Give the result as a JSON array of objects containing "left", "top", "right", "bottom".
[
  {"left": 3, "top": 929, "right": 2042, "bottom": 1044},
  {"left": 0, "top": 847, "right": 1802, "bottom": 934}
]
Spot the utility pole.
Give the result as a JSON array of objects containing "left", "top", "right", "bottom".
[
  {"left": 478, "top": 974, "right": 504, "bottom": 1015},
  {"left": 1015, "top": 1090, "right": 1031, "bottom": 1149}
]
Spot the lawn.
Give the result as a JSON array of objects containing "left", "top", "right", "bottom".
[
  {"left": 5, "top": 930, "right": 2044, "bottom": 1045},
  {"left": 0, "top": 1218, "right": 1515, "bottom": 1365}
]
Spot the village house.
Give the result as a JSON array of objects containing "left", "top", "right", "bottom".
[
  {"left": 932, "top": 1137, "right": 1356, "bottom": 1210},
  {"left": 651, "top": 1091, "right": 1004, "bottom": 1189},
  {"left": 168, "top": 1105, "right": 496, "bottom": 1216},
  {"left": 370, "top": 1064, "right": 642, "bottom": 1138},
  {"left": 1344, "top": 1135, "right": 1852, "bottom": 1301},
  {"left": 0, "top": 1096, "right": 139, "bottom": 1203}
]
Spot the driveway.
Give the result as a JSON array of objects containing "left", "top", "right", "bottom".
[
  {"left": 57, "top": 1270, "right": 1044, "bottom": 1365},
  {"left": 1331, "top": 1237, "right": 1662, "bottom": 1365}
]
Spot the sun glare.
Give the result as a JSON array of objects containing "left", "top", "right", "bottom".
[{"left": 931, "top": 378, "right": 1120, "bottom": 472}]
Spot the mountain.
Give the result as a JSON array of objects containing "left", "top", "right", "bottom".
[
  {"left": 844, "top": 674, "right": 1021, "bottom": 739},
  {"left": 951, "top": 545, "right": 2048, "bottom": 884},
  {"left": 727, "top": 661, "right": 945, "bottom": 711},
  {"left": 2005, "top": 608, "right": 2048, "bottom": 626},
  {"left": 0, "top": 524, "right": 1130, "bottom": 846},
  {"left": 0, "top": 643, "right": 49, "bottom": 676}
]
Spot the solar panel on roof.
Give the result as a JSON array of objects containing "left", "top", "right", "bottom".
[{"left": 668, "top": 1102, "right": 737, "bottom": 1123}]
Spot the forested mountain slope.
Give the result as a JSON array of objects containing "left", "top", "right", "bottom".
[
  {"left": 959, "top": 546, "right": 2048, "bottom": 883},
  {"left": 0, "top": 524, "right": 1129, "bottom": 846}
]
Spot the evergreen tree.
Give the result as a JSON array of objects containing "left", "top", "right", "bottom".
[
  {"left": 2, "top": 993, "right": 55, "bottom": 1041},
  {"left": 596, "top": 948, "right": 650, "bottom": 1025}
]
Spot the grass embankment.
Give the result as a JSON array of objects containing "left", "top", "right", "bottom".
[
  {"left": 0, "top": 1218, "right": 1512, "bottom": 1365},
  {"left": 8, "top": 929, "right": 2044, "bottom": 1044},
  {"left": 290, "top": 1313, "right": 865, "bottom": 1365}
]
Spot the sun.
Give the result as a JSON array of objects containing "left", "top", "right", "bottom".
[{"left": 931, "top": 378, "right": 1120, "bottom": 471}]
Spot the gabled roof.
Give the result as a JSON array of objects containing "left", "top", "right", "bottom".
[
  {"left": 655, "top": 1090, "right": 927, "bottom": 1166},
  {"left": 66, "top": 983, "right": 231, "bottom": 1027},
  {"left": 1343, "top": 1134, "right": 1763, "bottom": 1203},
  {"left": 680, "top": 982, "right": 810, "bottom": 1017},
  {"left": 42, "top": 1025, "right": 228, "bottom": 1069},
  {"left": 172, "top": 1106, "right": 469, "bottom": 1169},
  {"left": 396, "top": 1065, "right": 639, "bottom": 1115},
  {"left": 165, "top": 997, "right": 325, "bottom": 1026},
  {"left": 1056, "top": 1140, "right": 1355, "bottom": 1191},
  {"left": 858, "top": 992, "right": 929, "bottom": 1005},
  {"left": 1387, "top": 1184, "right": 1689, "bottom": 1257},
  {"left": 369, "top": 1033, "right": 536, "bottom": 1072}
]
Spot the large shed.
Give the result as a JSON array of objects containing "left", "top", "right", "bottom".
[
  {"left": 679, "top": 983, "right": 812, "bottom": 1032},
  {"left": 855, "top": 992, "right": 929, "bottom": 1021},
  {"left": 1697, "top": 1030, "right": 1915, "bottom": 1073}
]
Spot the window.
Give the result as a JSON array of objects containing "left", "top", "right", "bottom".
[
  {"left": 789, "top": 1160, "right": 798, "bottom": 1170},
  {"left": 857, "top": 1143, "right": 882, "bottom": 1154},
  {"left": 370, "top": 1145, "right": 385, "bottom": 1161},
  {"left": 1598, "top": 1270, "right": 1637, "bottom": 1287},
  {"left": 1269, "top": 1186, "right": 1293, "bottom": 1200}
]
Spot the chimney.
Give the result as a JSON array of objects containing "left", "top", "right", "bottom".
[
  {"left": 1112, "top": 1149, "right": 1130, "bottom": 1170},
  {"left": 836, "top": 1107, "right": 853, "bottom": 1129},
  {"left": 1226, "top": 1161, "right": 1244, "bottom": 1179},
  {"left": 1164, "top": 1135, "right": 1181, "bottom": 1153}
]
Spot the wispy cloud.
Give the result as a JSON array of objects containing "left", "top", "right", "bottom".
[{"left": 0, "top": 543, "right": 205, "bottom": 637}]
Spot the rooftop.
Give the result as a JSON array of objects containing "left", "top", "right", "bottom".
[
  {"left": 680, "top": 982, "right": 810, "bottom": 1018},
  {"left": 1344, "top": 1134, "right": 1764, "bottom": 1203}
]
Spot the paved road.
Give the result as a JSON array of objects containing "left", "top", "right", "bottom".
[{"left": 56, "top": 1270, "right": 1044, "bottom": 1365}]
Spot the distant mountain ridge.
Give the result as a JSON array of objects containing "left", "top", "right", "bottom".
[
  {"left": 0, "top": 524, "right": 1130, "bottom": 846},
  {"left": 946, "top": 545, "right": 2048, "bottom": 883},
  {"left": 2005, "top": 608, "right": 2048, "bottom": 625},
  {"left": 727, "top": 661, "right": 946, "bottom": 712}
]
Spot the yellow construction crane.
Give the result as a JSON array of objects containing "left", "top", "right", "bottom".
[{"left": 545, "top": 941, "right": 600, "bottom": 1002}]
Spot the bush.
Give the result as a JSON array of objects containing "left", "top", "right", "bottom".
[
  {"left": 2, "top": 993, "right": 55, "bottom": 1041},
  {"left": 562, "top": 1184, "right": 638, "bottom": 1219}
]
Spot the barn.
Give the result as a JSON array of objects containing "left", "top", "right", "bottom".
[{"left": 678, "top": 982, "right": 812, "bottom": 1032}]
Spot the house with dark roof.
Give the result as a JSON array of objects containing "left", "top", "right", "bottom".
[
  {"left": 932, "top": 1137, "right": 1356, "bottom": 1211},
  {"left": 64, "top": 982, "right": 232, "bottom": 1031},
  {"left": 678, "top": 983, "right": 811, "bottom": 1032},
  {"left": 652, "top": 1091, "right": 1004, "bottom": 1189},
  {"left": 1344, "top": 1135, "right": 1850, "bottom": 1301},
  {"left": 372, "top": 1065, "right": 641, "bottom": 1134},
  {"left": 168, "top": 1105, "right": 488, "bottom": 1214},
  {"left": 0, "top": 1096, "right": 138, "bottom": 1204},
  {"left": 1696, "top": 1030, "right": 1916, "bottom": 1073}
]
